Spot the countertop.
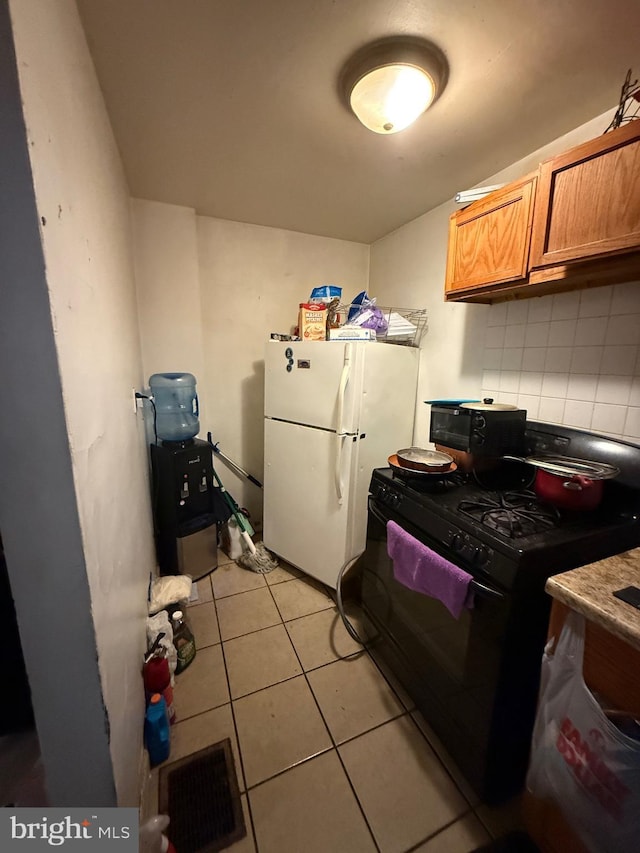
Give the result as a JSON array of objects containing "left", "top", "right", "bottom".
[{"left": 545, "top": 549, "right": 640, "bottom": 651}]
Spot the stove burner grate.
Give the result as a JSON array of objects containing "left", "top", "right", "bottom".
[{"left": 458, "top": 490, "right": 561, "bottom": 538}]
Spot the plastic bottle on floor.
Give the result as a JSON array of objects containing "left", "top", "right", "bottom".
[
  {"left": 172, "top": 610, "right": 196, "bottom": 674},
  {"left": 140, "top": 815, "right": 176, "bottom": 853},
  {"left": 144, "top": 694, "right": 170, "bottom": 766},
  {"left": 221, "top": 517, "right": 243, "bottom": 560},
  {"left": 143, "top": 652, "right": 176, "bottom": 724}
]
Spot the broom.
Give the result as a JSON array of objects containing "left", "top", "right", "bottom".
[{"left": 207, "top": 434, "right": 278, "bottom": 573}]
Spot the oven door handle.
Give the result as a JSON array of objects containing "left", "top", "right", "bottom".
[
  {"left": 469, "top": 579, "right": 505, "bottom": 601},
  {"left": 369, "top": 498, "right": 506, "bottom": 601}
]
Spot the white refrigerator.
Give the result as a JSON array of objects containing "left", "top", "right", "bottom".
[{"left": 263, "top": 340, "right": 419, "bottom": 588}]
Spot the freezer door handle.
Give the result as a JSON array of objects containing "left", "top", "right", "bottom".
[
  {"left": 335, "top": 433, "right": 346, "bottom": 505},
  {"left": 335, "top": 345, "right": 351, "bottom": 434}
]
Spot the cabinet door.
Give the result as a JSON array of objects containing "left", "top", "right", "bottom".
[
  {"left": 445, "top": 175, "right": 536, "bottom": 297},
  {"left": 530, "top": 121, "right": 640, "bottom": 268}
]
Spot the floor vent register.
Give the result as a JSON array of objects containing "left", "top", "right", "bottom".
[{"left": 159, "top": 739, "right": 246, "bottom": 853}]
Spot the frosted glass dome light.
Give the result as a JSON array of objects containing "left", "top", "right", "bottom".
[
  {"left": 341, "top": 37, "right": 448, "bottom": 135},
  {"left": 350, "top": 64, "right": 436, "bottom": 134}
]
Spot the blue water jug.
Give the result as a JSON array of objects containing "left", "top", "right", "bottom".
[
  {"left": 144, "top": 693, "right": 170, "bottom": 766},
  {"left": 149, "top": 372, "right": 199, "bottom": 442}
]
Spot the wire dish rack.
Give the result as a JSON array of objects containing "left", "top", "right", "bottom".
[{"left": 336, "top": 304, "right": 428, "bottom": 347}]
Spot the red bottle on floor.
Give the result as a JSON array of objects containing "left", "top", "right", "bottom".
[{"left": 143, "top": 654, "right": 176, "bottom": 725}]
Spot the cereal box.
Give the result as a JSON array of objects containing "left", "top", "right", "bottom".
[{"left": 298, "top": 303, "right": 327, "bottom": 341}]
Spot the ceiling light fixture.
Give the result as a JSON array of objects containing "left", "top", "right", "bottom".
[{"left": 340, "top": 36, "right": 448, "bottom": 135}]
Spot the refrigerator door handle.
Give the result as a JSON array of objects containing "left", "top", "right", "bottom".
[
  {"left": 334, "top": 346, "right": 352, "bottom": 506},
  {"left": 335, "top": 433, "right": 346, "bottom": 505},
  {"left": 335, "top": 346, "right": 351, "bottom": 434}
]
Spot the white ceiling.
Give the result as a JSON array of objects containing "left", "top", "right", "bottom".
[{"left": 76, "top": 0, "right": 640, "bottom": 244}]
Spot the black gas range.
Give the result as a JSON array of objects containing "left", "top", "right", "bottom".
[
  {"left": 359, "top": 422, "right": 640, "bottom": 804},
  {"left": 370, "top": 461, "right": 640, "bottom": 593},
  {"left": 372, "top": 420, "right": 640, "bottom": 589}
]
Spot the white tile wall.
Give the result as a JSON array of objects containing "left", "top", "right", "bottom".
[{"left": 480, "top": 282, "right": 640, "bottom": 441}]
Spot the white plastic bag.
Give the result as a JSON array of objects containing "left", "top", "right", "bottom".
[
  {"left": 526, "top": 611, "right": 640, "bottom": 852},
  {"left": 148, "top": 575, "right": 192, "bottom": 615}
]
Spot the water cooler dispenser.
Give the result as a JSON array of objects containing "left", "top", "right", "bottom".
[{"left": 149, "top": 373, "right": 220, "bottom": 579}]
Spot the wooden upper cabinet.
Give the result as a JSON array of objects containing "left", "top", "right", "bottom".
[
  {"left": 530, "top": 121, "right": 640, "bottom": 269},
  {"left": 445, "top": 175, "right": 537, "bottom": 298},
  {"left": 444, "top": 122, "right": 640, "bottom": 304}
]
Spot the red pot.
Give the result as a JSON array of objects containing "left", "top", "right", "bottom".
[{"left": 534, "top": 469, "right": 604, "bottom": 511}]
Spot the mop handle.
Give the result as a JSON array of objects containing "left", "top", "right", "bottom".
[
  {"left": 208, "top": 434, "right": 257, "bottom": 555},
  {"left": 210, "top": 441, "right": 263, "bottom": 489},
  {"left": 212, "top": 468, "right": 257, "bottom": 555}
]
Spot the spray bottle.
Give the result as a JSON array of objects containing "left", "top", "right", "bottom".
[{"left": 139, "top": 815, "right": 177, "bottom": 853}]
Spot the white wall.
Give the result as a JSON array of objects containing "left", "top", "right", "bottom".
[
  {"left": 132, "top": 199, "right": 206, "bottom": 394},
  {"left": 132, "top": 203, "right": 370, "bottom": 521},
  {"left": 369, "top": 109, "right": 640, "bottom": 443},
  {"left": 0, "top": 0, "right": 114, "bottom": 807},
  {"left": 8, "top": 0, "right": 155, "bottom": 805}
]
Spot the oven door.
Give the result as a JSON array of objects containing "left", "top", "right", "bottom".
[{"left": 360, "top": 495, "right": 523, "bottom": 803}]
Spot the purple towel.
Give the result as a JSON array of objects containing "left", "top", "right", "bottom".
[{"left": 387, "top": 520, "right": 474, "bottom": 619}]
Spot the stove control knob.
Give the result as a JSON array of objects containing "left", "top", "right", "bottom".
[
  {"left": 391, "top": 494, "right": 402, "bottom": 509},
  {"left": 472, "top": 432, "right": 485, "bottom": 446},
  {"left": 473, "top": 546, "right": 490, "bottom": 567},
  {"left": 450, "top": 532, "right": 464, "bottom": 552},
  {"left": 462, "top": 543, "right": 476, "bottom": 561},
  {"left": 472, "top": 414, "right": 486, "bottom": 429},
  {"left": 451, "top": 534, "right": 476, "bottom": 562}
]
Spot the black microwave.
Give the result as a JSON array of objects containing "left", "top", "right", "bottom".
[{"left": 428, "top": 401, "right": 526, "bottom": 455}]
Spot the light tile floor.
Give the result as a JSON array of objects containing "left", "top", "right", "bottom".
[{"left": 144, "top": 551, "right": 526, "bottom": 853}]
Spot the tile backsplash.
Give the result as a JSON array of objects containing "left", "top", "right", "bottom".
[{"left": 481, "top": 282, "right": 640, "bottom": 442}]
